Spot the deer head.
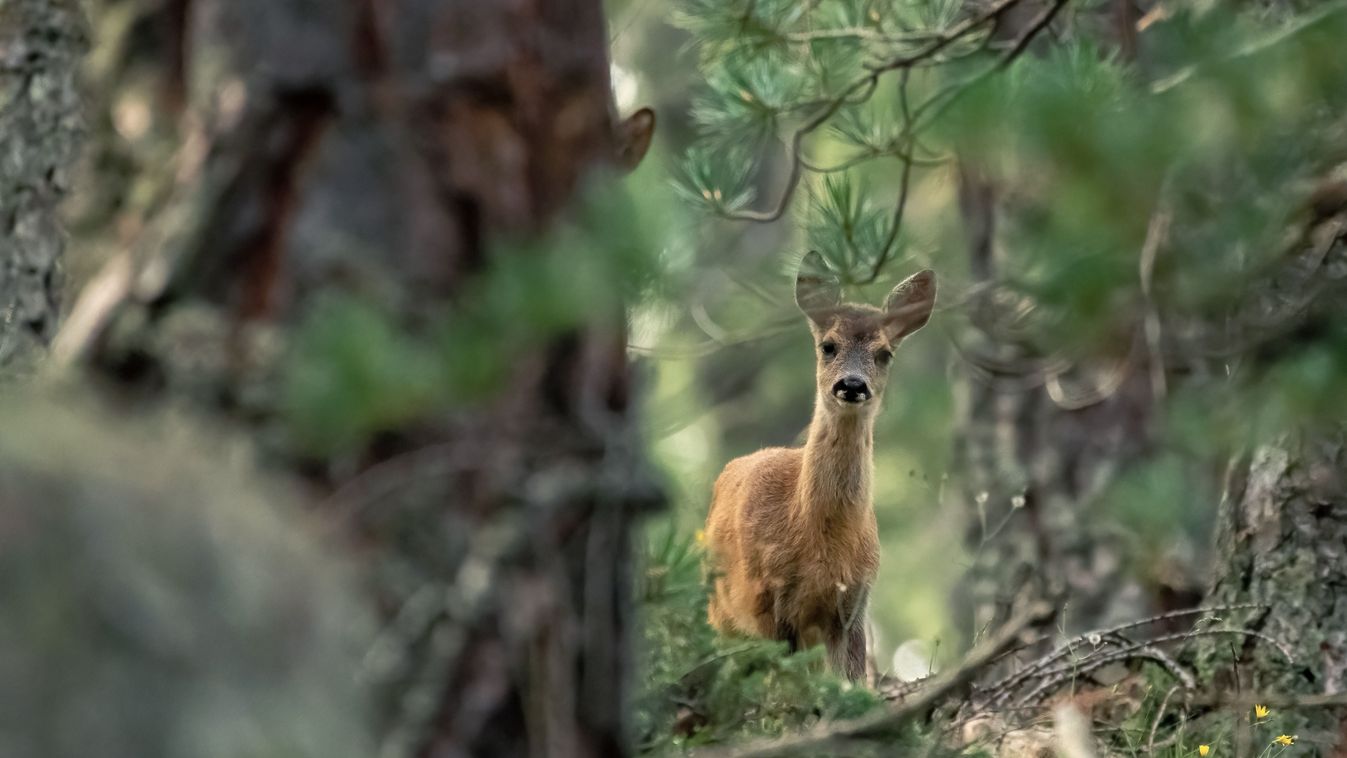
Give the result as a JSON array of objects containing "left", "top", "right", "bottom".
[{"left": 794, "top": 251, "right": 937, "bottom": 412}]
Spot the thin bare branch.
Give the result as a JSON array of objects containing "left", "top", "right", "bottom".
[
  {"left": 996, "top": 0, "right": 1069, "bottom": 70},
  {"left": 784, "top": 27, "right": 944, "bottom": 44},
  {"left": 1014, "top": 628, "right": 1292, "bottom": 706},
  {"left": 717, "top": 76, "right": 877, "bottom": 223},
  {"left": 862, "top": 152, "right": 913, "bottom": 283},
  {"left": 862, "top": 69, "right": 916, "bottom": 284},
  {"left": 1147, "top": 685, "right": 1182, "bottom": 755},
  {"left": 869, "top": 0, "right": 1026, "bottom": 75},
  {"left": 984, "top": 604, "right": 1265, "bottom": 704}
]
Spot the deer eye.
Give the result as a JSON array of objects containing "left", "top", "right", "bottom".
[
  {"left": 875, "top": 349, "right": 892, "bottom": 367},
  {"left": 820, "top": 342, "right": 837, "bottom": 358}
]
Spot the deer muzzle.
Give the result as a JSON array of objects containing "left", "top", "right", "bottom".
[{"left": 832, "top": 376, "right": 871, "bottom": 404}]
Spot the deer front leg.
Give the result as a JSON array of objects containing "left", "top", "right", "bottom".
[
  {"left": 828, "top": 585, "right": 869, "bottom": 682},
  {"left": 771, "top": 585, "right": 800, "bottom": 652},
  {"left": 842, "top": 616, "right": 868, "bottom": 683}
]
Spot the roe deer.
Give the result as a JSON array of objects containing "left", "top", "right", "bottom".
[{"left": 703, "top": 252, "right": 937, "bottom": 681}]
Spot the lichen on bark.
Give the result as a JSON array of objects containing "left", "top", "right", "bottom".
[{"left": 0, "top": 0, "right": 87, "bottom": 373}]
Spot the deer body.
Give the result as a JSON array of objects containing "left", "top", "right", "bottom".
[{"left": 704, "top": 253, "right": 936, "bottom": 681}]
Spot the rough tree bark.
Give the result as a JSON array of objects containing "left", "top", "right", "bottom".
[
  {"left": 1203, "top": 436, "right": 1347, "bottom": 748},
  {"left": 61, "top": 1, "right": 658, "bottom": 756},
  {"left": 0, "top": 0, "right": 86, "bottom": 373}
]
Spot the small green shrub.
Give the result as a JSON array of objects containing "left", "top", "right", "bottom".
[{"left": 633, "top": 525, "right": 882, "bottom": 753}]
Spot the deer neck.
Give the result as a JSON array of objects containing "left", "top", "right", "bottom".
[{"left": 797, "top": 401, "right": 875, "bottom": 522}]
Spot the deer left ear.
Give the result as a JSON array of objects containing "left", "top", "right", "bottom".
[
  {"left": 796, "top": 251, "right": 842, "bottom": 327},
  {"left": 883, "top": 269, "right": 936, "bottom": 340},
  {"left": 615, "top": 107, "right": 656, "bottom": 173}
]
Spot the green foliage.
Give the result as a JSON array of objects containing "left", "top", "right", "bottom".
[
  {"left": 651, "top": 0, "right": 1347, "bottom": 749},
  {"left": 805, "top": 174, "right": 895, "bottom": 281},
  {"left": 633, "top": 525, "right": 884, "bottom": 753},
  {"left": 285, "top": 296, "right": 447, "bottom": 453},
  {"left": 1099, "top": 451, "right": 1215, "bottom": 562},
  {"left": 691, "top": 53, "right": 803, "bottom": 146},
  {"left": 943, "top": 9, "right": 1347, "bottom": 354},
  {"left": 1121, "top": 667, "right": 1316, "bottom": 758},
  {"left": 283, "top": 181, "right": 666, "bottom": 455},
  {"left": 676, "top": 0, "right": 1347, "bottom": 371},
  {"left": 669, "top": 3, "right": 1347, "bottom": 601},
  {"left": 673, "top": 145, "right": 758, "bottom": 214}
]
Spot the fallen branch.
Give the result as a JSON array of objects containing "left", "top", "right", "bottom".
[
  {"left": 982, "top": 603, "right": 1266, "bottom": 706},
  {"left": 1008, "top": 628, "right": 1289, "bottom": 707}
]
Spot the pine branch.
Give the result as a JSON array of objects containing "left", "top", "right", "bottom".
[
  {"left": 868, "top": 0, "right": 1027, "bottom": 75},
  {"left": 715, "top": 0, "right": 1034, "bottom": 224}
]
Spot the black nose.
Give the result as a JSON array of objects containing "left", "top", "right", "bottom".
[{"left": 832, "top": 376, "right": 871, "bottom": 403}]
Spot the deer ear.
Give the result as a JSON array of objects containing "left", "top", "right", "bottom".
[
  {"left": 615, "top": 107, "right": 656, "bottom": 173},
  {"left": 795, "top": 251, "right": 841, "bottom": 327},
  {"left": 883, "top": 269, "right": 936, "bottom": 340}
]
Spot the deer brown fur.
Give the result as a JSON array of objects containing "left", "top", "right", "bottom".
[{"left": 703, "top": 252, "right": 937, "bottom": 681}]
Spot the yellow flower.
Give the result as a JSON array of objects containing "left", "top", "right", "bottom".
[
  {"left": 695, "top": 529, "right": 706, "bottom": 545},
  {"left": 1274, "top": 735, "right": 1296, "bottom": 747},
  {"left": 1198, "top": 745, "right": 1210, "bottom": 756},
  {"left": 1255, "top": 704, "right": 1270, "bottom": 719}
]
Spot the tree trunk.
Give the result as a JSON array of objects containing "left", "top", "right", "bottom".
[
  {"left": 65, "top": 1, "right": 659, "bottom": 756},
  {"left": 0, "top": 0, "right": 86, "bottom": 374},
  {"left": 1197, "top": 195, "right": 1347, "bottom": 751},
  {"left": 1203, "top": 435, "right": 1347, "bottom": 750}
]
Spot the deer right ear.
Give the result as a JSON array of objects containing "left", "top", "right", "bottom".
[
  {"left": 882, "top": 269, "right": 936, "bottom": 341},
  {"left": 795, "top": 251, "right": 841, "bottom": 327}
]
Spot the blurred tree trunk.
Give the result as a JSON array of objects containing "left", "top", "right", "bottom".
[
  {"left": 64, "top": 1, "right": 659, "bottom": 756},
  {"left": 952, "top": 171, "right": 1160, "bottom": 642},
  {"left": 950, "top": 5, "right": 1197, "bottom": 641},
  {"left": 0, "top": 0, "right": 86, "bottom": 374}
]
